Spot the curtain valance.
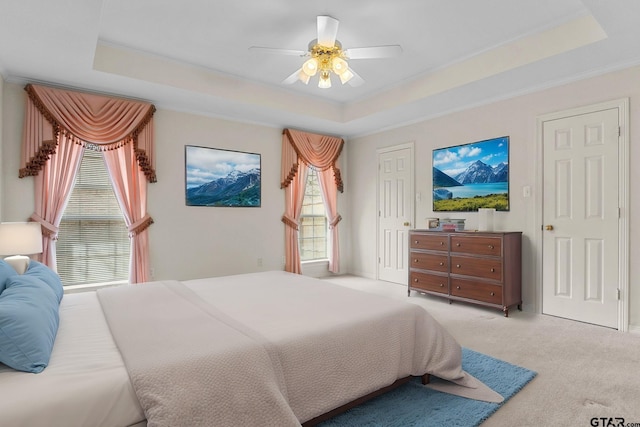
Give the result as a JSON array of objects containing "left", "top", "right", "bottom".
[
  {"left": 19, "top": 84, "right": 157, "bottom": 182},
  {"left": 281, "top": 128, "right": 344, "bottom": 192}
]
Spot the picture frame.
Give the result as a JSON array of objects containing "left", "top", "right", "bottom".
[
  {"left": 185, "top": 145, "right": 261, "bottom": 207},
  {"left": 432, "top": 136, "right": 509, "bottom": 212}
]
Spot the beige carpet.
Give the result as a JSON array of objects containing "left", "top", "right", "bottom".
[{"left": 323, "top": 275, "right": 640, "bottom": 427}]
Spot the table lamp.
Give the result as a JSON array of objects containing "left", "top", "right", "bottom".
[{"left": 0, "top": 222, "right": 44, "bottom": 274}]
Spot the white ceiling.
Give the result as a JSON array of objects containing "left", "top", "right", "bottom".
[{"left": 1, "top": 0, "right": 640, "bottom": 137}]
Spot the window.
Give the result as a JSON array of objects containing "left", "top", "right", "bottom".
[
  {"left": 56, "top": 146, "right": 130, "bottom": 286},
  {"left": 298, "top": 168, "right": 328, "bottom": 261}
]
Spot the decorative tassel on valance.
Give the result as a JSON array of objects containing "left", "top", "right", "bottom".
[
  {"left": 280, "top": 128, "right": 344, "bottom": 192},
  {"left": 19, "top": 83, "right": 157, "bottom": 182}
]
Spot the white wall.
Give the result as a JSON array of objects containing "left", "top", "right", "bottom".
[
  {"left": 347, "top": 64, "right": 640, "bottom": 330},
  {"left": 0, "top": 82, "right": 350, "bottom": 281}
]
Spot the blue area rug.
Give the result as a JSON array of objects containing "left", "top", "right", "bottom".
[{"left": 320, "top": 348, "right": 537, "bottom": 427}]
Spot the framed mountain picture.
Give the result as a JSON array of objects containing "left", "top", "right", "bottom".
[
  {"left": 432, "top": 136, "right": 509, "bottom": 212},
  {"left": 185, "top": 145, "right": 261, "bottom": 207}
]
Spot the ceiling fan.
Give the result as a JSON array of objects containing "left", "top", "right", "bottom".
[{"left": 249, "top": 15, "right": 402, "bottom": 89}]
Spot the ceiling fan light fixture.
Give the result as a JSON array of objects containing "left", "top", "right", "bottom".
[
  {"left": 339, "top": 68, "right": 354, "bottom": 84},
  {"left": 302, "top": 58, "right": 318, "bottom": 76},
  {"left": 318, "top": 71, "right": 332, "bottom": 89},
  {"left": 255, "top": 15, "right": 403, "bottom": 90}
]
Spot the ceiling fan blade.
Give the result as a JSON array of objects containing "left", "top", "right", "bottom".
[
  {"left": 249, "top": 46, "right": 307, "bottom": 56},
  {"left": 346, "top": 68, "right": 365, "bottom": 87},
  {"left": 344, "top": 45, "right": 403, "bottom": 59},
  {"left": 282, "top": 68, "right": 302, "bottom": 85},
  {"left": 317, "top": 15, "right": 339, "bottom": 47}
]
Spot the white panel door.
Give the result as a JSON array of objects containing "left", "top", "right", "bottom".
[
  {"left": 378, "top": 145, "right": 414, "bottom": 284},
  {"left": 542, "top": 108, "right": 619, "bottom": 328}
]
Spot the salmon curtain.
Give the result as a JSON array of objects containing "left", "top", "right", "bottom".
[
  {"left": 103, "top": 143, "right": 154, "bottom": 284},
  {"left": 30, "top": 135, "right": 85, "bottom": 270},
  {"left": 20, "top": 84, "right": 156, "bottom": 283},
  {"left": 316, "top": 168, "right": 341, "bottom": 273},
  {"left": 281, "top": 128, "right": 344, "bottom": 274},
  {"left": 282, "top": 162, "right": 309, "bottom": 274}
]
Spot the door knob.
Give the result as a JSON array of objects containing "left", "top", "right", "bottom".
[{"left": 545, "top": 225, "right": 554, "bottom": 231}]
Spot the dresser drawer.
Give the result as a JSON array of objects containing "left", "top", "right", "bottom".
[
  {"left": 450, "top": 236, "right": 502, "bottom": 256},
  {"left": 410, "top": 233, "right": 449, "bottom": 251},
  {"left": 410, "top": 252, "right": 449, "bottom": 273},
  {"left": 451, "top": 278, "right": 502, "bottom": 305},
  {"left": 410, "top": 271, "right": 448, "bottom": 294},
  {"left": 450, "top": 255, "right": 502, "bottom": 281}
]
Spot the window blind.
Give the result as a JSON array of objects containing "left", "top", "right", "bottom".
[
  {"left": 56, "top": 147, "right": 130, "bottom": 286},
  {"left": 299, "top": 169, "right": 328, "bottom": 261}
]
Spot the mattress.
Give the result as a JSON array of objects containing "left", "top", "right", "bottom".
[
  {"left": 0, "top": 291, "right": 145, "bottom": 427},
  {"left": 0, "top": 271, "right": 495, "bottom": 427}
]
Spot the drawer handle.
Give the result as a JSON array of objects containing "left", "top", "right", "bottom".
[
  {"left": 440, "top": 241, "right": 444, "bottom": 246},
  {"left": 414, "top": 278, "right": 418, "bottom": 282},
  {"left": 439, "top": 284, "right": 444, "bottom": 287},
  {"left": 490, "top": 292, "right": 495, "bottom": 296},
  {"left": 456, "top": 243, "right": 461, "bottom": 247},
  {"left": 414, "top": 240, "right": 419, "bottom": 244},
  {"left": 456, "top": 286, "right": 461, "bottom": 290},
  {"left": 439, "top": 262, "right": 444, "bottom": 266},
  {"left": 488, "top": 245, "right": 494, "bottom": 249},
  {"left": 456, "top": 264, "right": 461, "bottom": 268},
  {"left": 490, "top": 268, "right": 495, "bottom": 272},
  {"left": 414, "top": 259, "right": 419, "bottom": 263}
]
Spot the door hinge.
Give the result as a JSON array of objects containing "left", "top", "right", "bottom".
[{"left": 617, "top": 289, "right": 621, "bottom": 300}]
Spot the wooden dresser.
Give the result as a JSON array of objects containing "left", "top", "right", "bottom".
[{"left": 408, "top": 230, "right": 522, "bottom": 316}]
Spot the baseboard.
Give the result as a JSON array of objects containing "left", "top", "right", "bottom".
[
  {"left": 347, "top": 270, "right": 376, "bottom": 280},
  {"left": 627, "top": 324, "right": 640, "bottom": 335},
  {"left": 521, "top": 303, "right": 535, "bottom": 313}
]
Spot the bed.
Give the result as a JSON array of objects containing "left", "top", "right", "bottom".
[{"left": 0, "top": 269, "right": 500, "bottom": 427}]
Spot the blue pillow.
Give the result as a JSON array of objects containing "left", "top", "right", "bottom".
[
  {"left": 24, "top": 260, "right": 64, "bottom": 303},
  {"left": 0, "top": 275, "right": 60, "bottom": 373},
  {"left": 0, "top": 259, "right": 18, "bottom": 294}
]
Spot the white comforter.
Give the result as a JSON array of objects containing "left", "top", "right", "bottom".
[
  {"left": 0, "top": 292, "right": 145, "bottom": 427},
  {"left": 98, "top": 271, "right": 494, "bottom": 427}
]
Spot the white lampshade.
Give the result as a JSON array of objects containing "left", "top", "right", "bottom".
[
  {"left": 331, "top": 57, "right": 348, "bottom": 75},
  {"left": 0, "top": 222, "right": 43, "bottom": 274},
  {"left": 301, "top": 58, "right": 318, "bottom": 77},
  {"left": 318, "top": 73, "right": 332, "bottom": 89},
  {"left": 339, "top": 69, "right": 354, "bottom": 84}
]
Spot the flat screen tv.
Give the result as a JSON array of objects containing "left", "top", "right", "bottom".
[{"left": 432, "top": 136, "right": 509, "bottom": 212}]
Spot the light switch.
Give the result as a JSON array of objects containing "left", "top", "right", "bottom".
[{"left": 523, "top": 186, "right": 531, "bottom": 198}]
